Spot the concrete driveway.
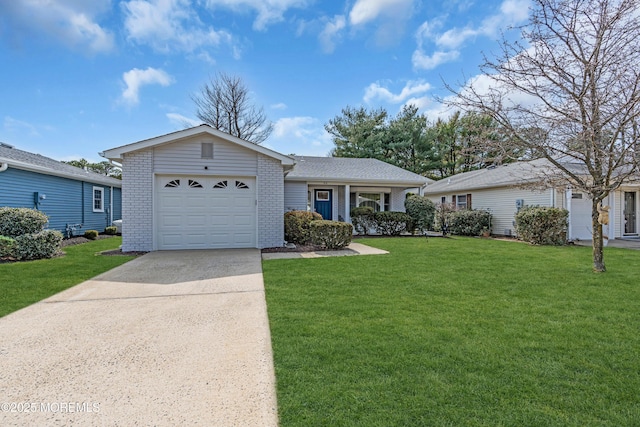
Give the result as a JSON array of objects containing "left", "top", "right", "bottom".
[{"left": 0, "top": 249, "right": 278, "bottom": 426}]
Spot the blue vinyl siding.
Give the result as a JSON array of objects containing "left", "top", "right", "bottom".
[
  {"left": 0, "top": 167, "right": 121, "bottom": 235},
  {"left": 112, "top": 187, "right": 122, "bottom": 220}
]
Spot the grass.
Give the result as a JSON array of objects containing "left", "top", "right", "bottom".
[
  {"left": 0, "top": 237, "right": 135, "bottom": 317},
  {"left": 263, "top": 237, "right": 640, "bottom": 426}
]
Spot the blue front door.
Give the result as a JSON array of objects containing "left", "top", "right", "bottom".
[{"left": 314, "top": 189, "right": 332, "bottom": 220}]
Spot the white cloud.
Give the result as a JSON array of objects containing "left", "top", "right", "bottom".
[
  {"left": 203, "top": 0, "right": 309, "bottom": 31},
  {"left": 166, "top": 113, "right": 201, "bottom": 128},
  {"left": 0, "top": 0, "right": 114, "bottom": 53},
  {"left": 122, "top": 0, "right": 234, "bottom": 53},
  {"left": 412, "top": 49, "right": 460, "bottom": 70},
  {"left": 318, "top": 15, "right": 346, "bottom": 53},
  {"left": 121, "top": 67, "right": 174, "bottom": 106},
  {"left": 270, "top": 103, "right": 288, "bottom": 110},
  {"left": 364, "top": 80, "right": 432, "bottom": 104},
  {"left": 412, "top": 0, "right": 531, "bottom": 70},
  {"left": 271, "top": 117, "right": 333, "bottom": 155},
  {"left": 349, "top": 0, "right": 413, "bottom": 26}
]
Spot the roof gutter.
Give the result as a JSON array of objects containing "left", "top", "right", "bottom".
[{"left": 0, "top": 162, "right": 7, "bottom": 172}]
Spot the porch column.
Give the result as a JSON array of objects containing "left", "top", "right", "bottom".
[
  {"left": 345, "top": 184, "right": 350, "bottom": 223},
  {"left": 565, "top": 188, "right": 572, "bottom": 240},
  {"left": 608, "top": 192, "right": 615, "bottom": 240}
]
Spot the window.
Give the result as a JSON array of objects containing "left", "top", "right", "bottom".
[
  {"left": 349, "top": 191, "right": 391, "bottom": 212},
  {"left": 93, "top": 187, "right": 104, "bottom": 212},
  {"left": 454, "top": 193, "right": 472, "bottom": 210},
  {"left": 201, "top": 142, "right": 213, "bottom": 159},
  {"left": 441, "top": 196, "right": 446, "bottom": 204},
  {"left": 165, "top": 179, "right": 180, "bottom": 188},
  {"left": 316, "top": 190, "right": 330, "bottom": 201},
  {"left": 213, "top": 180, "right": 228, "bottom": 189},
  {"left": 188, "top": 179, "right": 203, "bottom": 188},
  {"left": 235, "top": 180, "right": 249, "bottom": 189},
  {"left": 572, "top": 193, "right": 583, "bottom": 199}
]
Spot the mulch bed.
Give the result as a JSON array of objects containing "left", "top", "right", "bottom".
[
  {"left": 261, "top": 244, "right": 325, "bottom": 253},
  {"left": 60, "top": 234, "right": 116, "bottom": 247}
]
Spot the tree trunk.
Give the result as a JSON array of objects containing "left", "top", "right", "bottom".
[{"left": 592, "top": 199, "right": 606, "bottom": 272}]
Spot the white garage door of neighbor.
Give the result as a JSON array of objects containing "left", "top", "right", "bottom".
[
  {"left": 156, "top": 176, "right": 256, "bottom": 250},
  {"left": 570, "top": 192, "right": 594, "bottom": 240}
]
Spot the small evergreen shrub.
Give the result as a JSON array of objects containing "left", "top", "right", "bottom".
[
  {"left": 0, "top": 235, "right": 15, "bottom": 258},
  {"left": 84, "top": 230, "right": 99, "bottom": 240},
  {"left": 374, "top": 211, "right": 412, "bottom": 236},
  {"left": 350, "top": 206, "right": 375, "bottom": 235},
  {"left": 309, "top": 220, "right": 353, "bottom": 249},
  {"left": 104, "top": 226, "right": 118, "bottom": 235},
  {"left": 404, "top": 194, "right": 436, "bottom": 234},
  {"left": 284, "top": 210, "right": 323, "bottom": 244},
  {"left": 515, "top": 206, "right": 568, "bottom": 245},
  {"left": 0, "top": 207, "right": 48, "bottom": 237},
  {"left": 448, "top": 209, "right": 492, "bottom": 236},
  {"left": 13, "top": 230, "right": 63, "bottom": 261}
]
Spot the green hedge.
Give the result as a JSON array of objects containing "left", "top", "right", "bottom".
[
  {"left": 13, "top": 230, "right": 63, "bottom": 261},
  {"left": 0, "top": 207, "right": 48, "bottom": 237},
  {"left": 374, "top": 211, "right": 412, "bottom": 236},
  {"left": 515, "top": 206, "right": 568, "bottom": 245},
  {"left": 309, "top": 220, "right": 353, "bottom": 249},
  {"left": 448, "top": 209, "right": 492, "bottom": 236},
  {"left": 405, "top": 194, "right": 435, "bottom": 233},
  {"left": 0, "top": 235, "right": 15, "bottom": 258},
  {"left": 104, "top": 226, "right": 118, "bottom": 235},
  {"left": 284, "top": 210, "right": 323, "bottom": 245}
]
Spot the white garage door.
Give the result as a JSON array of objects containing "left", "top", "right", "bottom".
[
  {"left": 570, "top": 192, "right": 593, "bottom": 240},
  {"left": 156, "top": 176, "right": 256, "bottom": 250}
]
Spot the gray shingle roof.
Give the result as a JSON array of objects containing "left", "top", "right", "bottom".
[
  {"left": 423, "top": 158, "right": 553, "bottom": 194},
  {"left": 0, "top": 144, "right": 122, "bottom": 187},
  {"left": 286, "top": 156, "right": 431, "bottom": 186}
]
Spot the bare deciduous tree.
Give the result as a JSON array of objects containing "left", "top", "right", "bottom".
[
  {"left": 192, "top": 73, "right": 273, "bottom": 144},
  {"left": 450, "top": 0, "right": 640, "bottom": 272}
]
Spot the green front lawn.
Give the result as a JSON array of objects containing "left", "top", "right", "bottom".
[
  {"left": 0, "top": 237, "right": 135, "bottom": 317},
  {"left": 263, "top": 237, "right": 640, "bottom": 426}
]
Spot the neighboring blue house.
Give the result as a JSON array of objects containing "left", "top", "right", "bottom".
[{"left": 0, "top": 142, "right": 122, "bottom": 236}]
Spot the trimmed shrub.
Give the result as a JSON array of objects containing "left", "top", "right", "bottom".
[
  {"left": 0, "top": 207, "right": 48, "bottom": 238},
  {"left": 104, "top": 226, "right": 118, "bottom": 235},
  {"left": 284, "top": 210, "right": 323, "bottom": 245},
  {"left": 404, "top": 194, "right": 436, "bottom": 234},
  {"left": 84, "top": 230, "right": 99, "bottom": 240},
  {"left": 448, "top": 209, "right": 492, "bottom": 236},
  {"left": 515, "top": 206, "right": 568, "bottom": 245},
  {"left": 0, "top": 235, "right": 15, "bottom": 258},
  {"left": 309, "top": 220, "right": 353, "bottom": 249},
  {"left": 13, "top": 230, "right": 63, "bottom": 261},
  {"left": 374, "top": 211, "right": 412, "bottom": 236},
  {"left": 350, "top": 206, "right": 375, "bottom": 235}
]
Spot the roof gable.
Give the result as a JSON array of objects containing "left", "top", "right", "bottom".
[
  {"left": 0, "top": 144, "right": 122, "bottom": 187},
  {"left": 102, "top": 124, "right": 295, "bottom": 166}
]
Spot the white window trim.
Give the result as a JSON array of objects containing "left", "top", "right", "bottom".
[
  {"left": 93, "top": 186, "right": 104, "bottom": 213},
  {"left": 351, "top": 191, "right": 388, "bottom": 212}
]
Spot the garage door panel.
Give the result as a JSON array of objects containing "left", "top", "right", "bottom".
[{"left": 156, "top": 176, "right": 256, "bottom": 250}]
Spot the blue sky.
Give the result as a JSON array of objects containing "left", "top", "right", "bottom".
[{"left": 0, "top": 0, "right": 530, "bottom": 162}]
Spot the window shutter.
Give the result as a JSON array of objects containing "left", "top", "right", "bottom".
[
  {"left": 467, "top": 193, "right": 472, "bottom": 209},
  {"left": 452, "top": 195, "right": 456, "bottom": 206}
]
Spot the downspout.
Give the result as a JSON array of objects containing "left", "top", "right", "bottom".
[
  {"left": 81, "top": 181, "right": 85, "bottom": 224},
  {"left": 110, "top": 186, "right": 114, "bottom": 225}
]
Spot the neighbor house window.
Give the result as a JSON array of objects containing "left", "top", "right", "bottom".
[
  {"left": 93, "top": 187, "right": 104, "bottom": 212},
  {"left": 453, "top": 194, "right": 472, "bottom": 210},
  {"left": 441, "top": 196, "right": 446, "bottom": 204}
]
